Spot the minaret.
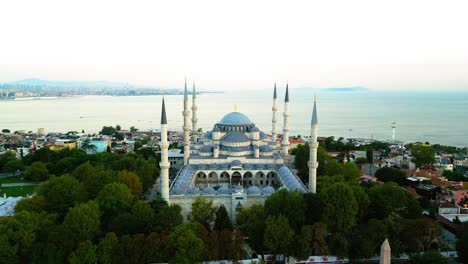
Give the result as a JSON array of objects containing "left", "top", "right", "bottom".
[
  {"left": 182, "top": 79, "right": 190, "bottom": 165},
  {"left": 282, "top": 84, "right": 290, "bottom": 158},
  {"left": 159, "top": 98, "right": 170, "bottom": 202},
  {"left": 308, "top": 95, "right": 319, "bottom": 193},
  {"left": 392, "top": 121, "right": 397, "bottom": 143},
  {"left": 191, "top": 82, "right": 198, "bottom": 143},
  {"left": 271, "top": 83, "right": 278, "bottom": 142}
]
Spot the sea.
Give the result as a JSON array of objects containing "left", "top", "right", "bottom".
[{"left": 0, "top": 89, "right": 467, "bottom": 147}]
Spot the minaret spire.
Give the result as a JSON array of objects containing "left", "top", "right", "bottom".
[
  {"left": 182, "top": 79, "right": 190, "bottom": 165},
  {"left": 159, "top": 98, "right": 170, "bottom": 202},
  {"left": 191, "top": 81, "right": 198, "bottom": 143},
  {"left": 308, "top": 95, "right": 319, "bottom": 193},
  {"left": 271, "top": 83, "right": 278, "bottom": 142},
  {"left": 282, "top": 83, "right": 290, "bottom": 159}
]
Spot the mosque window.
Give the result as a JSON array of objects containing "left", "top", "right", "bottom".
[{"left": 260, "top": 180, "right": 263, "bottom": 185}]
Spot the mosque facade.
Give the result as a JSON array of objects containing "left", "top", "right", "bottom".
[{"left": 157, "top": 81, "right": 319, "bottom": 223}]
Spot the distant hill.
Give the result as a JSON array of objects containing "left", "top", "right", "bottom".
[{"left": 8, "top": 78, "right": 132, "bottom": 88}]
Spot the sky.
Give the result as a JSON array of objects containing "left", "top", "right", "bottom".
[{"left": 0, "top": 0, "right": 467, "bottom": 91}]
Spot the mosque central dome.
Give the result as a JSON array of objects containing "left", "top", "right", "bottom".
[{"left": 218, "top": 112, "right": 253, "bottom": 125}]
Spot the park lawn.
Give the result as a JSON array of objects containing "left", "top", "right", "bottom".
[
  {"left": 0, "top": 175, "right": 34, "bottom": 184},
  {"left": 0, "top": 185, "right": 36, "bottom": 197}
]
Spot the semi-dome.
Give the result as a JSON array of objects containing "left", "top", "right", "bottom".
[
  {"left": 218, "top": 112, "right": 253, "bottom": 125},
  {"left": 221, "top": 133, "right": 250, "bottom": 144}
]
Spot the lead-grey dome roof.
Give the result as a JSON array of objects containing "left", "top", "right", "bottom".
[
  {"left": 200, "top": 145, "right": 213, "bottom": 152},
  {"left": 218, "top": 112, "right": 253, "bottom": 125},
  {"left": 217, "top": 186, "right": 231, "bottom": 194},
  {"left": 247, "top": 186, "right": 261, "bottom": 195},
  {"left": 202, "top": 186, "right": 216, "bottom": 195},
  {"left": 222, "top": 133, "right": 250, "bottom": 143},
  {"left": 259, "top": 145, "right": 272, "bottom": 152},
  {"left": 231, "top": 160, "right": 242, "bottom": 167},
  {"left": 263, "top": 186, "right": 275, "bottom": 195}
]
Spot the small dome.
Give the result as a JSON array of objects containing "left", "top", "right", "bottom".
[
  {"left": 233, "top": 184, "right": 244, "bottom": 193},
  {"left": 217, "top": 186, "right": 231, "bottom": 194},
  {"left": 222, "top": 133, "right": 250, "bottom": 143},
  {"left": 259, "top": 145, "right": 271, "bottom": 152},
  {"left": 247, "top": 186, "right": 261, "bottom": 195},
  {"left": 251, "top": 127, "right": 260, "bottom": 132},
  {"left": 218, "top": 112, "right": 253, "bottom": 125},
  {"left": 202, "top": 186, "right": 216, "bottom": 195},
  {"left": 186, "top": 187, "right": 201, "bottom": 195},
  {"left": 200, "top": 145, "right": 213, "bottom": 152},
  {"left": 213, "top": 126, "right": 221, "bottom": 132},
  {"left": 243, "top": 163, "right": 254, "bottom": 169},
  {"left": 263, "top": 186, "right": 275, "bottom": 195},
  {"left": 231, "top": 160, "right": 242, "bottom": 167}
]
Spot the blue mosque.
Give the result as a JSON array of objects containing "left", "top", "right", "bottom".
[{"left": 157, "top": 81, "right": 319, "bottom": 222}]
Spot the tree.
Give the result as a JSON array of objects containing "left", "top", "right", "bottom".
[
  {"left": 37, "top": 175, "right": 88, "bottom": 217},
  {"left": 3, "top": 159, "right": 24, "bottom": 172},
  {"left": 457, "top": 223, "right": 468, "bottom": 263},
  {"left": 153, "top": 204, "right": 183, "bottom": 232},
  {"left": 375, "top": 167, "right": 407, "bottom": 185},
  {"left": 350, "top": 219, "right": 388, "bottom": 259},
  {"left": 443, "top": 170, "right": 466, "bottom": 182},
  {"left": 72, "top": 163, "right": 116, "bottom": 199},
  {"left": 128, "top": 200, "right": 155, "bottom": 234},
  {"left": 0, "top": 151, "right": 17, "bottom": 172},
  {"left": 237, "top": 204, "right": 266, "bottom": 253},
  {"left": 366, "top": 147, "right": 374, "bottom": 163},
  {"left": 100, "top": 126, "right": 116, "bottom": 136},
  {"left": 97, "top": 183, "right": 134, "bottom": 218},
  {"left": 411, "top": 144, "right": 436, "bottom": 168},
  {"left": 214, "top": 204, "right": 232, "bottom": 231},
  {"left": 130, "top": 126, "right": 138, "bottom": 132},
  {"left": 303, "top": 192, "right": 323, "bottom": 225},
  {"left": 264, "top": 189, "right": 305, "bottom": 232},
  {"left": 23, "top": 161, "right": 49, "bottom": 181},
  {"left": 62, "top": 201, "right": 100, "bottom": 246},
  {"left": 355, "top": 157, "right": 367, "bottom": 165},
  {"left": 0, "top": 210, "right": 56, "bottom": 263},
  {"left": 116, "top": 125, "right": 121, "bottom": 131},
  {"left": 368, "top": 182, "right": 422, "bottom": 219},
  {"left": 143, "top": 232, "right": 168, "bottom": 263},
  {"left": 342, "top": 162, "right": 361, "bottom": 181},
  {"left": 118, "top": 170, "right": 143, "bottom": 195},
  {"left": 410, "top": 251, "right": 447, "bottom": 264},
  {"left": 400, "top": 218, "right": 442, "bottom": 252},
  {"left": 114, "top": 132, "right": 124, "bottom": 141},
  {"left": 1, "top": 128, "right": 10, "bottom": 133},
  {"left": 264, "top": 215, "right": 294, "bottom": 258},
  {"left": 168, "top": 224, "right": 204, "bottom": 264},
  {"left": 68, "top": 240, "right": 98, "bottom": 264},
  {"left": 191, "top": 197, "right": 216, "bottom": 229},
  {"left": 14, "top": 195, "right": 46, "bottom": 213},
  {"left": 321, "top": 182, "right": 358, "bottom": 232},
  {"left": 97, "top": 232, "right": 119, "bottom": 264}
]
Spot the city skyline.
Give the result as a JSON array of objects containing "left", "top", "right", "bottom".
[{"left": 1, "top": 0, "right": 468, "bottom": 91}]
